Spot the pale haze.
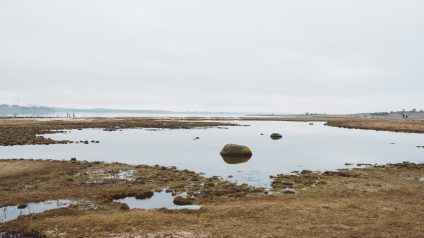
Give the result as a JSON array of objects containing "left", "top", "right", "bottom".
[{"left": 1, "top": 0, "right": 423, "bottom": 113}]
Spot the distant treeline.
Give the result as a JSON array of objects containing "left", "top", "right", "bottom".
[
  {"left": 0, "top": 104, "right": 235, "bottom": 117},
  {"left": 369, "top": 109, "right": 424, "bottom": 116}
]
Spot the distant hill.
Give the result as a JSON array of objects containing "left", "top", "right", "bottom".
[
  {"left": 0, "top": 104, "right": 238, "bottom": 117},
  {"left": 0, "top": 104, "right": 55, "bottom": 116}
]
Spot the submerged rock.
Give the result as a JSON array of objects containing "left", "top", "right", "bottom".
[{"left": 270, "top": 133, "right": 282, "bottom": 140}]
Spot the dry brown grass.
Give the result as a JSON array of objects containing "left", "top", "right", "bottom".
[
  {"left": 0, "top": 160, "right": 423, "bottom": 237},
  {"left": 325, "top": 118, "right": 424, "bottom": 133},
  {"left": 0, "top": 118, "right": 236, "bottom": 146},
  {"left": 242, "top": 116, "right": 424, "bottom": 133}
]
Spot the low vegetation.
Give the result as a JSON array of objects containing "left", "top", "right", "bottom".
[
  {"left": 242, "top": 116, "right": 424, "bottom": 133},
  {"left": 0, "top": 159, "right": 423, "bottom": 237},
  {"left": 0, "top": 118, "right": 236, "bottom": 146}
]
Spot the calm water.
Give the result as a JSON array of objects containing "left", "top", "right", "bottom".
[
  {"left": 114, "top": 191, "right": 201, "bottom": 210},
  {"left": 0, "top": 200, "right": 75, "bottom": 223},
  {"left": 1, "top": 121, "right": 423, "bottom": 187}
]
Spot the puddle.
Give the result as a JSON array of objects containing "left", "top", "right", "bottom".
[
  {"left": 105, "top": 170, "right": 135, "bottom": 181},
  {"left": 0, "top": 200, "right": 76, "bottom": 224},
  {"left": 114, "top": 191, "right": 200, "bottom": 210}
]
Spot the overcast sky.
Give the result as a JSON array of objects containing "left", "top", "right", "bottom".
[{"left": 1, "top": 0, "right": 423, "bottom": 113}]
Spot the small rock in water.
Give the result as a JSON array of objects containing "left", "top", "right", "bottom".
[
  {"left": 309, "top": 123, "right": 314, "bottom": 125},
  {"left": 220, "top": 144, "right": 252, "bottom": 164},
  {"left": 345, "top": 163, "right": 353, "bottom": 166},
  {"left": 194, "top": 137, "right": 200, "bottom": 140},
  {"left": 70, "top": 157, "right": 77, "bottom": 161},
  {"left": 270, "top": 133, "right": 283, "bottom": 140},
  {"left": 17, "top": 204, "right": 27, "bottom": 209}
]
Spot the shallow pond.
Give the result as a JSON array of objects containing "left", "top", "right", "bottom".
[
  {"left": 114, "top": 191, "right": 200, "bottom": 210},
  {"left": 0, "top": 121, "right": 423, "bottom": 187},
  {"left": 0, "top": 200, "right": 75, "bottom": 223}
]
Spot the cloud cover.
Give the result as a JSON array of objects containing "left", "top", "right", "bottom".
[{"left": 1, "top": 0, "right": 423, "bottom": 113}]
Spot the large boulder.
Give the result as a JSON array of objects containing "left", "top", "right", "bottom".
[
  {"left": 220, "top": 144, "right": 252, "bottom": 164},
  {"left": 220, "top": 144, "right": 252, "bottom": 156}
]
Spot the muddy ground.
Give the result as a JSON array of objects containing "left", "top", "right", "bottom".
[{"left": 0, "top": 159, "right": 423, "bottom": 237}]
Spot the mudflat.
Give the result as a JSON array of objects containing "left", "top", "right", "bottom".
[{"left": 0, "top": 117, "right": 235, "bottom": 146}]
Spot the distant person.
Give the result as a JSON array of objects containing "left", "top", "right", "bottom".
[{"left": 73, "top": 113, "right": 75, "bottom": 118}]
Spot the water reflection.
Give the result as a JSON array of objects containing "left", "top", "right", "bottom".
[
  {"left": 0, "top": 200, "right": 75, "bottom": 224},
  {"left": 221, "top": 155, "right": 252, "bottom": 164},
  {"left": 1, "top": 121, "right": 424, "bottom": 188},
  {"left": 113, "top": 191, "right": 200, "bottom": 210}
]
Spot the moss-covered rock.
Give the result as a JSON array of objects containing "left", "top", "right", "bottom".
[{"left": 220, "top": 144, "right": 252, "bottom": 156}]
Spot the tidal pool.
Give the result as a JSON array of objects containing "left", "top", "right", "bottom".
[
  {"left": 114, "top": 191, "right": 200, "bottom": 210},
  {"left": 0, "top": 121, "right": 423, "bottom": 187},
  {"left": 0, "top": 200, "right": 75, "bottom": 223}
]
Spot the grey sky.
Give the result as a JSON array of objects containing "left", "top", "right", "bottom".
[{"left": 1, "top": 0, "right": 423, "bottom": 113}]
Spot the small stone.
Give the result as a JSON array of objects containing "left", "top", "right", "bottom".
[
  {"left": 282, "top": 188, "right": 296, "bottom": 194},
  {"left": 270, "top": 133, "right": 282, "bottom": 140},
  {"left": 301, "top": 170, "right": 312, "bottom": 174}
]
